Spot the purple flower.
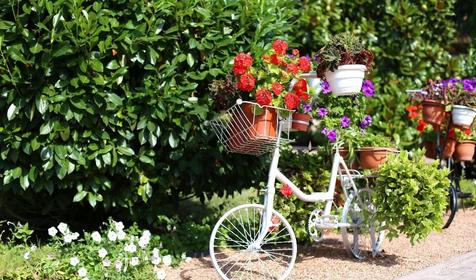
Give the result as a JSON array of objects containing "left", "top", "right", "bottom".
[
  {"left": 321, "top": 81, "right": 331, "bottom": 94},
  {"left": 314, "top": 54, "right": 320, "bottom": 63},
  {"left": 463, "top": 79, "right": 474, "bottom": 92},
  {"left": 361, "top": 80, "right": 375, "bottom": 97},
  {"left": 317, "top": 107, "right": 328, "bottom": 118},
  {"left": 327, "top": 129, "right": 337, "bottom": 142},
  {"left": 340, "top": 116, "right": 351, "bottom": 128},
  {"left": 287, "top": 54, "right": 296, "bottom": 59},
  {"left": 321, "top": 128, "right": 329, "bottom": 136},
  {"left": 305, "top": 54, "right": 311, "bottom": 61},
  {"left": 303, "top": 103, "right": 312, "bottom": 113},
  {"left": 359, "top": 115, "right": 372, "bottom": 129}
]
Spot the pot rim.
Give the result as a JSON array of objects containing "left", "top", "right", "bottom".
[
  {"left": 358, "top": 147, "right": 399, "bottom": 152},
  {"left": 452, "top": 104, "right": 476, "bottom": 112},
  {"left": 422, "top": 99, "right": 447, "bottom": 105},
  {"left": 336, "top": 64, "right": 367, "bottom": 71}
]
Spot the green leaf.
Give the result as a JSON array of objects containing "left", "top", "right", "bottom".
[
  {"left": 35, "top": 95, "right": 48, "bottom": 115},
  {"left": 168, "top": 134, "right": 179, "bottom": 148},
  {"left": 39, "top": 122, "right": 52, "bottom": 135},
  {"left": 106, "top": 60, "right": 120, "bottom": 70},
  {"left": 7, "top": 103, "right": 17, "bottom": 120},
  {"left": 108, "top": 93, "right": 123, "bottom": 106},
  {"left": 139, "top": 155, "right": 154, "bottom": 165},
  {"left": 52, "top": 44, "right": 73, "bottom": 57},
  {"left": 20, "top": 175, "right": 30, "bottom": 190},
  {"left": 186, "top": 53, "right": 195, "bottom": 67},
  {"left": 73, "top": 191, "right": 87, "bottom": 202},
  {"left": 90, "top": 59, "right": 104, "bottom": 72},
  {"left": 29, "top": 43, "right": 43, "bottom": 54},
  {"left": 117, "top": 146, "right": 135, "bottom": 156},
  {"left": 88, "top": 192, "right": 97, "bottom": 207}
]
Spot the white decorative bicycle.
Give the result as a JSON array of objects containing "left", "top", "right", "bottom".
[{"left": 208, "top": 100, "right": 385, "bottom": 280}]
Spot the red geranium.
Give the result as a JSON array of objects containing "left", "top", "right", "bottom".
[
  {"left": 465, "top": 128, "right": 471, "bottom": 135},
  {"left": 298, "top": 56, "right": 311, "bottom": 72},
  {"left": 292, "top": 49, "right": 299, "bottom": 56},
  {"left": 272, "top": 39, "right": 288, "bottom": 55},
  {"left": 270, "top": 54, "right": 281, "bottom": 65},
  {"left": 233, "top": 53, "right": 253, "bottom": 75},
  {"left": 236, "top": 73, "right": 256, "bottom": 92},
  {"left": 284, "top": 93, "right": 300, "bottom": 110},
  {"left": 286, "top": 63, "right": 299, "bottom": 75},
  {"left": 406, "top": 105, "right": 420, "bottom": 120},
  {"left": 255, "top": 89, "right": 272, "bottom": 106},
  {"left": 448, "top": 129, "right": 456, "bottom": 138},
  {"left": 280, "top": 184, "right": 293, "bottom": 198},
  {"left": 293, "top": 79, "right": 308, "bottom": 96},
  {"left": 416, "top": 119, "right": 427, "bottom": 132},
  {"left": 271, "top": 82, "right": 284, "bottom": 96}
]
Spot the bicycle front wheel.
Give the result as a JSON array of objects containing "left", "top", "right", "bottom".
[
  {"left": 209, "top": 204, "right": 297, "bottom": 280},
  {"left": 341, "top": 188, "right": 385, "bottom": 259},
  {"left": 442, "top": 185, "right": 457, "bottom": 229}
]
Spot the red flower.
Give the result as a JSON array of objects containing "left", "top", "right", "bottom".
[
  {"left": 298, "top": 93, "right": 310, "bottom": 101},
  {"left": 236, "top": 73, "right": 256, "bottom": 92},
  {"left": 292, "top": 49, "right": 299, "bottom": 56},
  {"left": 416, "top": 119, "right": 427, "bottom": 132},
  {"left": 270, "top": 54, "right": 281, "bottom": 65},
  {"left": 293, "top": 79, "right": 308, "bottom": 96},
  {"left": 284, "top": 93, "right": 300, "bottom": 110},
  {"left": 286, "top": 63, "right": 299, "bottom": 75},
  {"left": 406, "top": 105, "right": 420, "bottom": 120},
  {"left": 448, "top": 129, "right": 456, "bottom": 139},
  {"left": 465, "top": 128, "right": 471, "bottom": 135},
  {"left": 280, "top": 184, "right": 293, "bottom": 198},
  {"left": 233, "top": 53, "right": 253, "bottom": 75},
  {"left": 298, "top": 56, "right": 311, "bottom": 72},
  {"left": 255, "top": 89, "right": 272, "bottom": 106},
  {"left": 272, "top": 39, "right": 288, "bottom": 55},
  {"left": 271, "top": 82, "right": 284, "bottom": 96}
]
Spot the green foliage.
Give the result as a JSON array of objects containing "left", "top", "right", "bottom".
[
  {"left": 0, "top": 0, "right": 296, "bottom": 223},
  {"left": 357, "top": 132, "right": 394, "bottom": 148},
  {"left": 374, "top": 150, "right": 449, "bottom": 244}
]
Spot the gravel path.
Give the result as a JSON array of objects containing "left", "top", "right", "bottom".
[{"left": 166, "top": 208, "right": 476, "bottom": 280}]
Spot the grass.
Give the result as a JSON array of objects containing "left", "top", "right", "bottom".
[{"left": 460, "top": 179, "right": 476, "bottom": 208}]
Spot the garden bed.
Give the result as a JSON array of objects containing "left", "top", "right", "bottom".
[{"left": 166, "top": 208, "right": 476, "bottom": 280}]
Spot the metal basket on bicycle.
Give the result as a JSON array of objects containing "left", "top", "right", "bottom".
[{"left": 208, "top": 100, "right": 295, "bottom": 156}]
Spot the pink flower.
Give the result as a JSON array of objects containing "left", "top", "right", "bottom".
[{"left": 280, "top": 184, "right": 293, "bottom": 198}]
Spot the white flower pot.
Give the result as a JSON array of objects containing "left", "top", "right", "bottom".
[
  {"left": 299, "top": 71, "right": 321, "bottom": 95},
  {"left": 324, "top": 64, "right": 366, "bottom": 96},
  {"left": 452, "top": 105, "right": 476, "bottom": 127}
]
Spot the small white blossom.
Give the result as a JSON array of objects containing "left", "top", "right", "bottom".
[
  {"left": 64, "top": 234, "right": 74, "bottom": 243},
  {"left": 114, "top": 260, "right": 122, "bottom": 271},
  {"left": 117, "top": 230, "right": 126, "bottom": 240},
  {"left": 185, "top": 257, "right": 192, "bottom": 263},
  {"left": 48, "top": 227, "right": 58, "bottom": 237},
  {"left": 107, "top": 231, "right": 117, "bottom": 242},
  {"left": 58, "top": 223, "right": 69, "bottom": 234},
  {"left": 150, "top": 255, "right": 161, "bottom": 265},
  {"left": 142, "top": 230, "right": 151, "bottom": 238},
  {"left": 162, "top": 255, "right": 172, "bottom": 266},
  {"left": 30, "top": 245, "right": 37, "bottom": 251},
  {"left": 130, "top": 257, "right": 139, "bottom": 266},
  {"left": 156, "top": 269, "right": 167, "bottom": 280},
  {"left": 138, "top": 236, "right": 149, "bottom": 248},
  {"left": 23, "top": 252, "right": 30, "bottom": 260},
  {"left": 124, "top": 243, "right": 137, "bottom": 253},
  {"left": 102, "top": 259, "right": 111, "bottom": 267},
  {"left": 152, "top": 248, "right": 160, "bottom": 257},
  {"left": 91, "top": 231, "right": 101, "bottom": 243},
  {"left": 70, "top": 256, "right": 80, "bottom": 266},
  {"left": 78, "top": 267, "right": 87, "bottom": 277},
  {"left": 98, "top": 248, "right": 108, "bottom": 258},
  {"left": 71, "top": 232, "right": 80, "bottom": 240},
  {"left": 114, "top": 221, "right": 124, "bottom": 231}
]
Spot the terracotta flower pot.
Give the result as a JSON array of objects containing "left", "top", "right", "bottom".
[
  {"left": 422, "top": 99, "right": 446, "bottom": 126},
  {"left": 241, "top": 103, "right": 277, "bottom": 139},
  {"left": 454, "top": 141, "right": 476, "bottom": 162},
  {"left": 291, "top": 112, "right": 311, "bottom": 132},
  {"left": 442, "top": 138, "right": 456, "bottom": 159},
  {"left": 358, "top": 147, "right": 396, "bottom": 170}
]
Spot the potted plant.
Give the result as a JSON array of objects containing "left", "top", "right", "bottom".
[
  {"left": 449, "top": 80, "right": 476, "bottom": 127},
  {"left": 417, "top": 119, "right": 438, "bottom": 159},
  {"left": 415, "top": 79, "right": 451, "bottom": 126},
  {"left": 292, "top": 100, "right": 312, "bottom": 132},
  {"left": 452, "top": 127, "right": 476, "bottom": 161},
  {"left": 356, "top": 132, "right": 397, "bottom": 170},
  {"left": 316, "top": 32, "right": 373, "bottom": 96}
]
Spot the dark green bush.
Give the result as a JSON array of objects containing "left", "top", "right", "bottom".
[{"left": 0, "top": 0, "right": 297, "bottom": 226}]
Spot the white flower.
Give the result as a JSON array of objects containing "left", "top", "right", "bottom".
[
  {"left": 23, "top": 252, "right": 30, "bottom": 260},
  {"left": 98, "top": 248, "right": 107, "bottom": 258},
  {"left": 117, "top": 230, "right": 126, "bottom": 240},
  {"left": 124, "top": 243, "right": 137, "bottom": 253},
  {"left": 152, "top": 248, "right": 160, "bottom": 257},
  {"left": 156, "top": 269, "right": 167, "bottom": 280},
  {"left": 107, "top": 231, "right": 117, "bottom": 242},
  {"left": 57, "top": 223, "right": 69, "bottom": 235},
  {"left": 185, "top": 257, "right": 192, "bottom": 263},
  {"left": 130, "top": 257, "right": 139, "bottom": 266},
  {"left": 114, "top": 260, "right": 122, "bottom": 271},
  {"left": 102, "top": 259, "right": 111, "bottom": 267},
  {"left": 91, "top": 231, "right": 101, "bottom": 243},
  {"left": 138, "top": 236, "right": 149, "bottom": 248},
  {"left": 71, "top": 232, "right": 80, "bottom": 240},
  {"left": 70, "top": 256, "right": 80, "bottom": 266},
  {"left": 64, "top": 234, "right": 74, "bottom": 243},
  {"left": 48, "top": 227, "right": 58, "bottom": 237},
  {"left": 150, "top": 255, "right": 161, "bottom": 265},
  {"left": 114, "top": 221, "right": 124, "bottom": 231},
  {"left": 78, "top": 267, "right": 87, "bottom": 277},
  {"left": 30, "top": 245, "right": 37, "bottom": 251},
  {"left": 142, "top": 230, "right": 151, "bottom": 238},
  {"left": 162, "top": 255, "right": 172, "bottom": 266}
]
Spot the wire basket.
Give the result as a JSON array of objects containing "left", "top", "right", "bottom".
[{"left": 209, "top": 100, "right": 295, "bottom": 156}]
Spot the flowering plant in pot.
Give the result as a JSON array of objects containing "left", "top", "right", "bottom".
[
  {"left": 451, "top": 127, "right": 476, "bottom": 162},
  {"left": 448, "top": 78, "right": 476, "bottom": 127},
  {"left": 356, "top": 132, "right": 397, "bottom": 170},
  {"left": 315, "top": 32, "right": 373, "bottom": 96},
  {"left": 298, "top": 54, "right": 321, "bottom": 95},
  {"left": 416, "top": 119, "right": 438, "bottom": 159}
]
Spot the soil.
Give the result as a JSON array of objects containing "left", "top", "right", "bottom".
[{"left": 165, "top": 208, "right": 476, "bottom": 280}]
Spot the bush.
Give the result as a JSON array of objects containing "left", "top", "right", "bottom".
[{"left": 0, "top": 0, "right": 297, "bottom": 226}]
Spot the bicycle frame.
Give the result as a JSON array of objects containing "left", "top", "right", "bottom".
[{"left": 252, "top": 120, "right": 360, "bottom": 246}]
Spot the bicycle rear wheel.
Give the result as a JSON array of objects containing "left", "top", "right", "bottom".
[
  {"left": 209, "top": 204, "right": 297, "bottom": 280},
  {"left": 341, "top": 188, "right": 385, "bottom": 259},
  {"left": 442, "top": 184, "right": 457, "bottom": 229}
]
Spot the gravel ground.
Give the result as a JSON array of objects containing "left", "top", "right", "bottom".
[{"left": 166, "top": 208, "right": 476, "bottom": 280}]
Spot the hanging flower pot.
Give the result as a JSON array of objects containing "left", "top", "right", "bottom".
[
  {"left": 452, "top": 105, "right": 476, "bottom": 127},
  {"left": 291, "top": 112, "right": 311, "bottom": 132},
  {"left": 453, "top": 141, "right": 476, "bottom": 162},
  {"left": 421, "top": 99, "right": 446, "bottom": 126},
  {"left": 299, "top": 71, "right": 321, "bottom": 95},
  {"left": 442, "top": 138, "right": 456, "bottom": 159},
  {"left": 324, "top": 64, "right": 366, "bottom": 96},
  {"left": 358, "top": 147, "right": 397, "bottom": 170},
  {"left": 241, "top": 103, "right": 277, "bottom": 139}
]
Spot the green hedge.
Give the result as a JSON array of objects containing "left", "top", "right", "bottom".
[{"left": 0, "top": 0, "right": 296, "bottom": 225}]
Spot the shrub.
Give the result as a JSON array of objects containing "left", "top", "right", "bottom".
[{"left": 0, "top": 0, "right": 297, "bottom": 225}]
